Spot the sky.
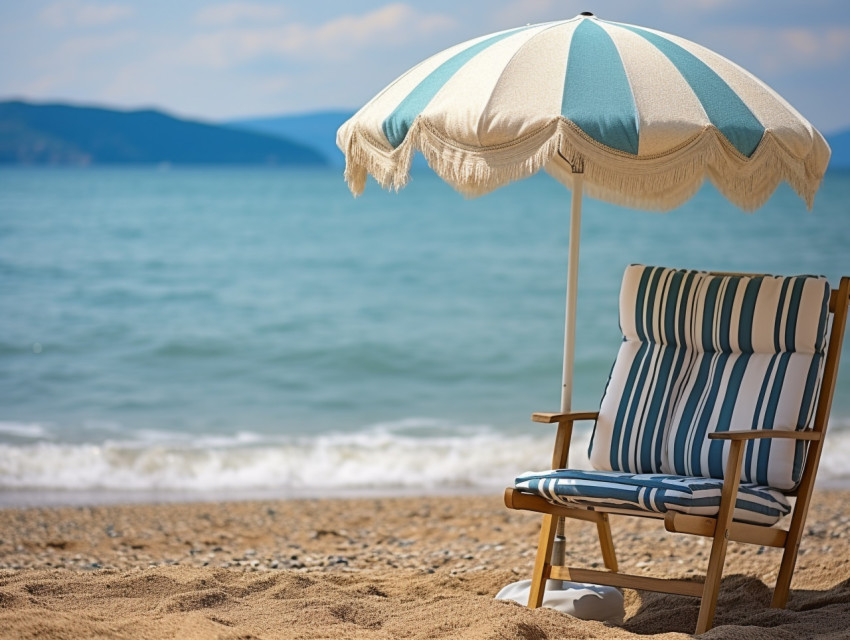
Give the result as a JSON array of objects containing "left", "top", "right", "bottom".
[{"left": 1, "top": 0, "right": 850, "bottom": 133}]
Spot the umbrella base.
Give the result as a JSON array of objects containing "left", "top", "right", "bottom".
[{"left": 495, "top": 579, "right": 624, "bottom": 624}]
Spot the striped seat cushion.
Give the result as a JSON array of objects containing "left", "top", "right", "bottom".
[
  {"left": 515, "top": 469, "right": 791, "bottom": 526},
  {"left": 589, "top": 265, "right": 830, "bottom": 490}
]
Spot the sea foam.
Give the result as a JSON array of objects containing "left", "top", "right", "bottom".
[
  {"left": 0, "top": 419, "right": 592, "bottom": 495},
  {"left": 2, "top": 419, "right": 850, "bottom": 500}
]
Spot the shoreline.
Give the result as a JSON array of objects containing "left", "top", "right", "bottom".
[
  {"left": 0, "top": 485, "right": 497, "bottom": 510},
  {"left": 1, "top": 491, "right": 849, "bottom": 638},
  {"left": 4, "top": 473, "right": 850, "bottom": 509}
]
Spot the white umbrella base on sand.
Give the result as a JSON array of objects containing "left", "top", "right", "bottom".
[{"left": 495, "top": 579, "right": 624, "bottom": 623}]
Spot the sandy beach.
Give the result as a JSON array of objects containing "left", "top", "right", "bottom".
[{"left": 0, "top": 491, "right": 848, "bottom": 639}]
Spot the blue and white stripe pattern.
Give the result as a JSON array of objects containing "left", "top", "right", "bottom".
[
  {"left": 589, "top": 265, "right": 830, "bottom": 490},
  {"left": 515, "top": 469, "right": 790, "bottom": 526},
  {"left": 338, "top": 13, "right": 829, "bottom": 211}
]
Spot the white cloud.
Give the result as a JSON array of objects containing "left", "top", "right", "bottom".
[
  {"left": 19, "top": 72, "right": 69, "bottom": 96},
  {"left": 194, "top": 3, "right": 288, "bottom": 27},
  {"left": 39, "top": 1, "right": 135, "bottom": 28},
  {"left": 490, "top": 0, "right": 579, "bottom": 28},
  {"left": 257, "top": 75, "right": 292, "bottom": 94},
  {"left": 55, "top": 30, "right": 138, "bottom": 58},
  {"left": 706, "top": 26, "right": 850, "bottom": 74},
  {"left": 180, "top": 3, "right": 457, "bottom": 69},
  {"left": 19, "top": 30, "right": 138, "bottom": 95},
  {"left": 661, "top": 0, "right": 736, "bottom": 11},
  {"left": 9, "top": 3, "right": 458, "bottom": 121}
]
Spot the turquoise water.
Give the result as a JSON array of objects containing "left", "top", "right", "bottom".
[{"left": 2, "top": 167, "right": 850, "bottom": 502}]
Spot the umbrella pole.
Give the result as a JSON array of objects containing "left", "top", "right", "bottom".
[
  {"left": 561, "top": 173, "right": 583, "bottom": 415},
  {"left": 550, "top": 172, "right": 583, "bottom": 587}
]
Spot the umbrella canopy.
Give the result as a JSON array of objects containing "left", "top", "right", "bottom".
[{"left": 337, "top": 13, "right": 829, "bottom": 211}]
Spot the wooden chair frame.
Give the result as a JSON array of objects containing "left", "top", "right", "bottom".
[{"left": 504, "top": 275, "right": 850, "bottom": 634}]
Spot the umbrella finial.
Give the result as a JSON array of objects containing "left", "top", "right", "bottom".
[{"left": 580, "top": 11, "right": 594, "bottom": 17}]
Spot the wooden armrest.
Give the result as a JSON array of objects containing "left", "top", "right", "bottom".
[
  {"left": 532, "top": 411, "right": 599, "bottom": 424},
  {"left": 708, "top": 429, "right": 821, "bottom": 441}
]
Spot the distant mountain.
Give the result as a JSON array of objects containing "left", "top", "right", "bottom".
[
  {"left": 230, "top": 110, "right": 432, "bottom": 171},
  {"left": 228, "top": 111, "right": 354, "bottom": 167},
  {"left": 0, "top": 100, "right": 326, "bottom": 166},
  {"left": 827, "top": 130, "right": 850, "bottom": 169}
]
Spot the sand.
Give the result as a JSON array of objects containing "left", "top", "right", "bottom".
[{"left": 1, "top": 492, "right": 849, "bottom": 639}]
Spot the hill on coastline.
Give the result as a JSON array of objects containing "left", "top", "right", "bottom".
[
  {"left": 0, "top": 101, "right": 326, "bottom": 166},
  {"left": 229, "top": 111, "right": 353, "bottom": 167},
  {"left": 827, "top": 129, "right": 850, "bottom": 169},
  {"left": 229, "top": 111, "right": 431, "bottom": 171}
]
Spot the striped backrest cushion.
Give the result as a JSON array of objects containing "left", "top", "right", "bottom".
[
  {"left": 618, "top": 266, "right": 829, "bottom": 353},
  {"left": 589, "top": 338, "right": 686, "bottom": 473},
  {"left": 589, "top": 266, "right": 696, "bottom": 473},
  {"left": 589, "top": 265, "right": 830, "bottom": 488}
]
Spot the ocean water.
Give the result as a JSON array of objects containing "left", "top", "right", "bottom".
[{"left": 2, "top": 166, "right": 850, "bottom": 505}]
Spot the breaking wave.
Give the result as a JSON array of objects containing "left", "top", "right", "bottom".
[{"left": 2, "top": 418, "right": 849, "bottom": 501}]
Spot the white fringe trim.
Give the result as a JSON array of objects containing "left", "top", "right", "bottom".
[{"left": 338, "top": 117, "right": 830, "bottom": 212}]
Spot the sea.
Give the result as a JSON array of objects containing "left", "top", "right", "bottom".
[{"left": 2, "top": 166, "right": 850, "bottom": 507}]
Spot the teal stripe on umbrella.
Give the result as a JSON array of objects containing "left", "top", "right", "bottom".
[
  {"left": 562, "top": 19, "right": 639, "bottom": 155},
  {"left": 382, "top": 26, "right": 530, "bottom": 149},
  {"left": 619, "top": 24, "right": 765, "bottom": 158}
]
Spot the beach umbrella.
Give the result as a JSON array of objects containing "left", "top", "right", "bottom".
[{"left": 336, "top": 10, "right": 829, "bottom": 602}]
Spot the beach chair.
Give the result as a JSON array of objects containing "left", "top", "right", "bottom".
[{"left": 504, "top": 265, "right": 850, "bottom": 634}]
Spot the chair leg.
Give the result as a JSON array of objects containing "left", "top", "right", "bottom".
[
  {"left": 596, "top": 513, "right": 618, "bottom": 572},
  {"left": 771, "top": 541, "right": 800, "bottom": 608},
  {"left": 772, "top": 504, "right": 808, "bottom": 608},
  {"left": 696, "top": 439, "right": 745, "bottom": 634},
  {"left": 772, "top": 466, "right": 818, "bottom": 608},
  {"left": 528, "top": 514, "right": 558, "bottom": 608},
  {"left": 696, "top": 524, "right": 730, "bottom": 634}
]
